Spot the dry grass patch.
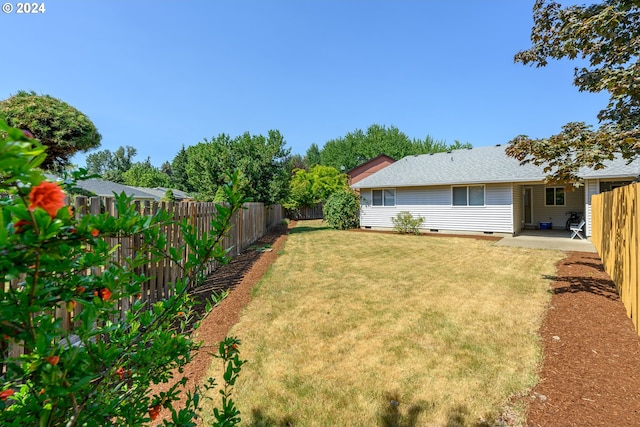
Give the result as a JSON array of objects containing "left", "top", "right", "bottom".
[{"left": 202, "top": 220, "right": 563, "bottom": 426}]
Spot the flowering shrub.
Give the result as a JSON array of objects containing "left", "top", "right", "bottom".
[{"left": 0, "top": 120, "right": 247, "bottom": 426}]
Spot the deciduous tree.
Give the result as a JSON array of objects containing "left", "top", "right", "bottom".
[
  {"left": 182, "top": 131, "right": 290, "bottom": 203},
  {"left": 85, "top": 145, "right": 137, "bottom": 183},
  {"left": 506, "top": 0, "right": 640, "bottom": 183},
  {"left": 319, "top": 124, "right": 470, "bottom": 171},
  {"left": 122, "top": 158, "right": 172, "bottom": 188},
  {"left": 284, "top": 165, "right": 348, "bottom": 210}
]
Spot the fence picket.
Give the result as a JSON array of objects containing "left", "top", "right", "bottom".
[{"left": 592, "top": 182, "right": 640, "bottom": 334}]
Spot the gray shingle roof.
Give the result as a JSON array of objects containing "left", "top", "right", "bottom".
[
  {"left": 45, "top": 174, "right": 190, "bottom": 200},
  {"left": 70, "top": 179, "right": 158, "bottom": 199},
  {"left": 351, "top": 145, "right": 640, "bottom": 189},
  {"left": 129, "top": 187, "right": 191, "bottom": 200}
]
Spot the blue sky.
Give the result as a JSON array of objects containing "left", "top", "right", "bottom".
[{"left": 1, "top": 1, "right": 607, "bottom": 168}]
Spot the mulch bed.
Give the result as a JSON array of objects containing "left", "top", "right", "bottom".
[
  {"left": 525, "top": 251, "right": 640, "bottom": 427},
  {"left": 156, "top": 225, "right": 640, "bottom": 426}
]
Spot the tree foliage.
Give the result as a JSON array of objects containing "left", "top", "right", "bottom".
[
  {"left": 122, "top": 158, "right": 172, "bottom": 188},
  {"left": 85, "top": 145, "right": 137, "bottom": 183},
  {"left": 284, "top": 165, "right": 348, "bottom": 210},
  {"left": 305, "top": 143, "right": 321, "bottom": 168},
  {"left": 180, "top": 130, "right": 290, "bottom": 203},
  {"left": 171, "top": 145, "right": 193, "bottom": 193},
  {"left": 318, "top": 124, "right": 470, "bottom": 171},
  {"left": 0, "top": 91, "right": 102, "bottom": 171},
  {"left": 506, "top": 0, "right": 640, "bottom": 183}
]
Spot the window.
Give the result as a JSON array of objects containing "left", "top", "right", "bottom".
[
  {"left": 452, "top": 185, "right": 485, "bottom": 206},
  {"left": 372, "top": 189, "right": 395, "bottom": 206},
  {"left": 545, "top": 187, "right": 565, "bottom": 206}
]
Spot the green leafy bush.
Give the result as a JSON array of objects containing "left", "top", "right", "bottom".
[
  {"left": 391, "top": 211, "right": 424, "bottom": 235},
  {"left": 323, "top": 190, "right": 360, "bottom": 230},
  {"left": 0, "top": 119, "right": 246, "bottom": 426}
]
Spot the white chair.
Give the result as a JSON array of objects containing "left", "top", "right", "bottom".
[{"left": 570, "top": 219, "right": 586, "bottom": 240}]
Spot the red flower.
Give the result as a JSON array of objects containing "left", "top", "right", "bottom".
[
  {"left": 77, "top": 286, "right": 86, "bottom": 294},
  {"left": 0, "top": 389, "right": 14, "bottom": 400},
  {"left": 45, "top": 355, "right": 59, "bottom": 365},
  {"left": 91, "top": 228, "right": 99, "bottom": 237},
  {"left": 148, "top": 404, "right": 161, "bottom": 421},
  {"left": 94, "top": 288, "right": 111, "bottom": 301},
  {"left": 28, "top": 181, "right": 66, "bottom": 218},
  {"left": 114, "top": 367, "right": 125, "bottom": 380},
  {"left": 14, "top": 219, "right": 29, "bottom": 233}
]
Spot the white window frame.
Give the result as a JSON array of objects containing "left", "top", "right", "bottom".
[
  {"left": 544, "top": 187, "right": 566, "bottom": 206},
  {"left": 452, "top": 185, "right": 485, "bottom": 207},
  {"left": 371, "top": 189, "right": 395, "bottom": 207}
]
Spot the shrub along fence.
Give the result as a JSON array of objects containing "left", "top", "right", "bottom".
[
  {"left": 591, "top": 182, "right": 640, "bottom": 335},
  {"left": 3, "top": 198, "right": 283, "bottom": 362}
]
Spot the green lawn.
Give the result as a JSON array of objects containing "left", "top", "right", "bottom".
[{"left": 203, "top": 220, "right": 563, "bottom": 427}]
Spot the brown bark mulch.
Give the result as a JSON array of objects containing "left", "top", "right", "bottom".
[
  {"left": 525, "top": 251, "right": 640, "bottom": 427},
  {"left": 156, "top": 225, "right": 640, "bottom": 427}
]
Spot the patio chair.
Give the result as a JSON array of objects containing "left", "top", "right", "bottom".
[{"left": 570, "top": 219, "right": 586, "bottom": 240}]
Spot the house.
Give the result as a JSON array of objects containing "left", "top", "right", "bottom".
[
  {"left": 129, "top": 186, "right": 191, "bottom": 201},
  {"left": 346, "top": 154, "right": 395, "bottom": 188},
  {"left": 45, "top": 175, "right": 190, "bottom": 201},
  {"left": 70, "top": 179, "right": 158, "bottom": 200},
  {"left": 350, "top": 145, "right": 640, "bottom": 237}
]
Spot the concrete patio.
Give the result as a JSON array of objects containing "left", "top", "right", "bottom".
[{"left": 494, "top": 229, "right": 597, "bottom": 252}]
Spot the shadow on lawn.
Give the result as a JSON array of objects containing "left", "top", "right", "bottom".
[
  {"left": 378, "top": 395, "right": 495, "bottom": 427},
  {"left": 378, "top": 392, "right": 428, "bottom": 427},
  {"left": 246, "top": 400, "right": 494, "bottom": 427},
  {"left": 247, "top": 408, "right": 295, "bottom": 427},
  {"left": 287, "top": 225, "right": 332, "bottom": 235}
]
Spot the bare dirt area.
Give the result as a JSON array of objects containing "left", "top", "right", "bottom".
[{"left": 155, "top": 225, "right": 640, "bottom": 427}]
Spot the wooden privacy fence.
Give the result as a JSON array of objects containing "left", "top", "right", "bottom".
[
  {"left": 70, "top": 197, "right": 283, "bottom": 305},
  {"left": 3, "top": 198, "right": 283, "bottom": 363},
  {"left": 591, "top": 182, "right": 640, "bottom": 335},
  {"left": 285, "top": 203, "right": 324, "bottom": 220}
]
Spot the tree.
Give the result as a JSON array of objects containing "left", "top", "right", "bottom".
[
  {"left": 183, "top": 131, "right": 290, "bottom": 203},
  {"left": 85, "top": 145, "right": 137, "bottom": 183},
  {"left": 506, "top": 0, "right": 640, "bottom": 183},
  {"left": 284, "top": 165, "right": 348, "bottom": 210},
  {"left": 306, "top": 143, "right": 321, "bottom": 167},
  {"left": 171, "top": 145, "right": 194, "bottom": 193},
  {"left": 288, "top": 154, "right": 309, "bottom": 172},
  {"left": 0, "top": 91, "right": 102, "bottom": 171},
  {"left": 318, "top": 124, "right": 470, "bottom": 171},
  {"left": 122, "top": 159, "right": 172, "bottom": 188}
]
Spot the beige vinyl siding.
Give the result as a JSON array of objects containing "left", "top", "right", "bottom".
[
  {"left": 360, "top": 184, "right": 514, "bottom": 233},
  {"left": 530, "top": 185, "right": 584, "bottom": 229},
  {"left": 512, "top": 184, "right": 523, "bottom": 234},
  {"left": 359, "top": 189, "right": 400, "bottom": 228},
  {"left": 585, "top": 179, "right": 600, "bottom": 237}
]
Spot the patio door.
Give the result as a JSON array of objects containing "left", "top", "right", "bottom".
[{"left": 524, "top": 187, "right": 533, "bottom": 225}]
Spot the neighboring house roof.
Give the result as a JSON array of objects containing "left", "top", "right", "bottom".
[
  {"left": 45, "top": 174, "right": 190, "bottom": 200},
  {"left": 351, "top": 145, "right": 640, "bottom": 189},
  {"left": 70, "top": 179, "right": 158, "bottom": 199},
  {"left": 129, "top": 186, "right": 191, "bottom": 201},
  {"left": 347, "top": 154, "right": 395, "bottom": 186}
]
